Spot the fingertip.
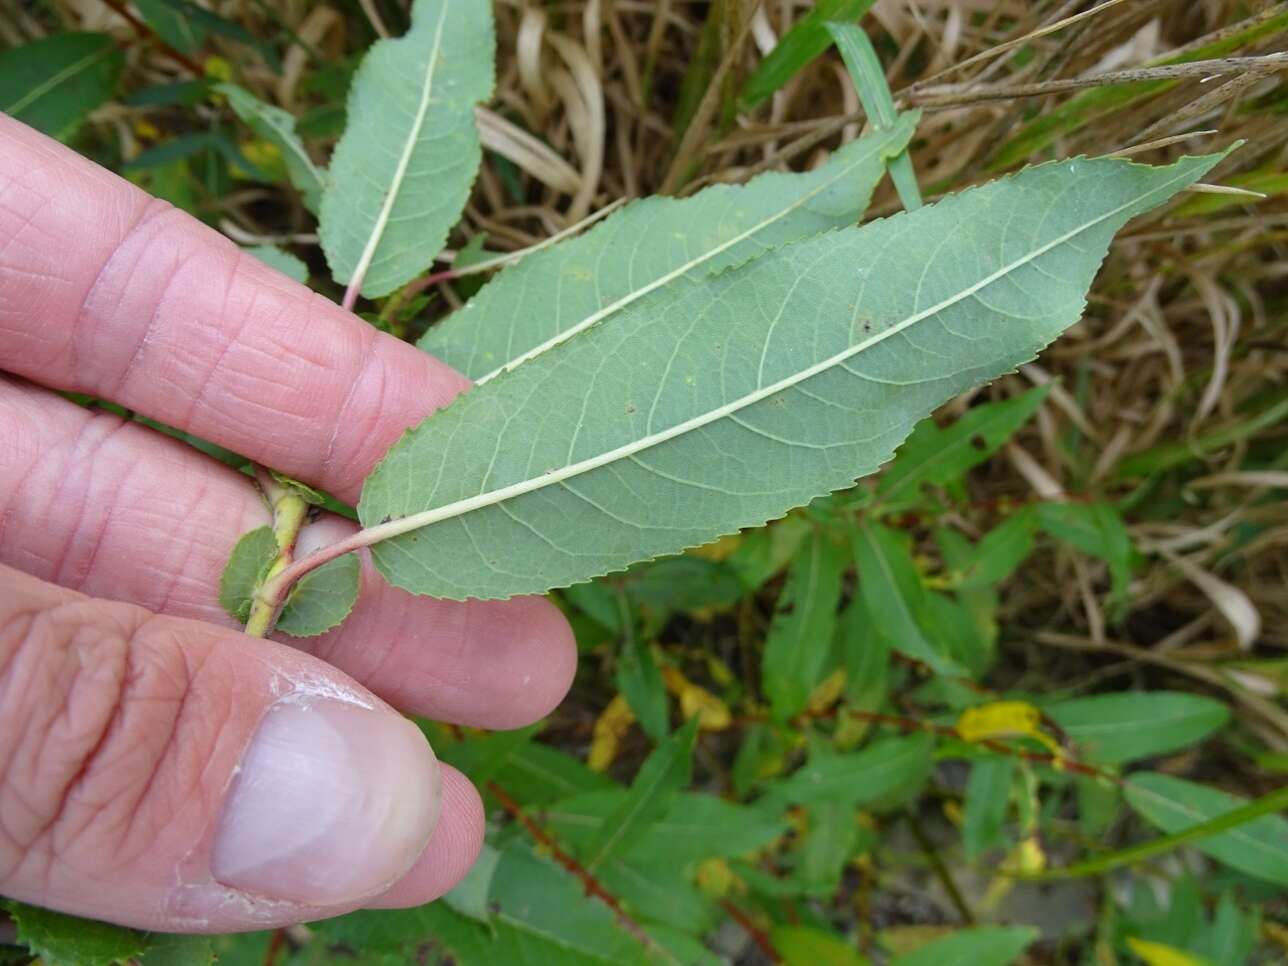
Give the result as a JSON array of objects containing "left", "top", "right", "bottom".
[
  {"left": 472, "top": 594, "right": 578, "bottom": 729},
  {"left": 364, "top": 765, "right": 484, "bottom": 908}
]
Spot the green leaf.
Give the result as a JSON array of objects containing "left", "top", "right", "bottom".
[
  {"left": 245, "top": 244, "right": 309, "bottom": 283},
  {"left": 853, "top": 521, "right": 963, "bottom": 676},
  {"left": 319, "top": 0, "right": 493, "bottom": 299},
  {"left": 1, "top": 901, "right": 146, "bottom": 966},
  {"left": 796, "top": 800, "right": 863, "bottom": 896},
  {"left": 841, "top": 595, "right": 890, "bottom": 712},
  {"left": 134, "top": 0, "right": 207, "bottom": 55},
  {"left": 958, "top": 506, "right": 1039, "bottom": 589},
  {"left": 825, "top": 21, "right": 922, "bottom": 211},
  {"left": 276, "top": 552, "right": 360, "bottom": 637},
  {"left": 767, "top": 733, "right": 934, "bottom": 809},
  {"left": 878, "top": 386, "right": 1049, "bottom": 505},
  {"left": 583, "top": 717, "right": 700, "bottom": 871},
  {"left": 962, "top": 756, "right": 1014, "bottom": 861},
  {"left": 136, "top": 934, "right": 216, "bottom": 966},
  {"left": 1048, "top": 691, "right": 1230, "bottom": 765},
  {"left": 218, "top": 526, "right": 277, "bottom": 623},
  {"left": 1036, "top": 501, "right": 1135, "bottom": 603},
  {"left": 1124, "top": 773, "right": 1288, "bottom": 886},
  {"left": 360, "top": 153, "right": 1224, "bottom": 601},
  {"left": 889, "top": 926, "right": 1038, "bottom": 966},
  {"left": 0, "top": 33, "right": 124, "bottom": 140},
  {"left": 763, "top": 530, "right": 848, "bottom": 720},
  {"left": 616, "top": 624, "right": 670, "bottom": 741},
  {"left": 218, "top": 84, "right": 326, "bottom": 212},
  {"left": 773, "top": 925, "right": 870, "bottom": 966},
  {"left": 421, "top": 116, "right": 918, "bottom": 380},
  {"left": 740, "top": 0, "right": 878, "bottom": 108}
]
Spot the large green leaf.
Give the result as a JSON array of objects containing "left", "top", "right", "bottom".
[
  {"left": 319, "top": 0, "right": 493, "bottom": 299},
  {"left": 0, "top": 33, "right": 123, "bottom": 141},
  {"left": 1124, "top": 773, "right": 1288, "bottom": 886},
  {"left": 359, "top": 153, "right": 1223, "bottom": 601},
  {"left": 1048, "top": 691, "right": 1230, "bottom": 765},
  {"left": 763, "top": 530, "right": 847, "bottom": 720},
  {"left": 421, "top": 116, "right": 918, "bottom": 381}
]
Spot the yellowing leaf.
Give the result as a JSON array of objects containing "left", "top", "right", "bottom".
[
  {"left": 688, "top": 532, "right": 742, "bottom": 561},
  {"left": 695, "top": 857, "right": 738, "bottom": 897},
  {"left": 662, "top": 666, "right": 731, "bottom": 731},
  {"left": 1126, "top": 937, "right": 1206, "bottom": 966},
  {"left": 203, "top": 55, "right": 233, "bottom": 82},
  {"left": 588, "top": 695, "right": 635, "bottom": 772},
  {"left": 806, "top": 669, "right": 848, "bottom": 715},
  {"left": 956, "top": 701, "right": 1062, "bottom": 756}
]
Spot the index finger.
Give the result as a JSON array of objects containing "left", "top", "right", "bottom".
[{"left": 0, "top": 114, "right": 469, "bottom": 504}]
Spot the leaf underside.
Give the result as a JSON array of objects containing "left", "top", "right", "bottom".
[
  {"left": 319, "top": 0, "right": 493, "bottom": 298},
  {"left": 421, "top": 114, "right": 918, "bottom": 380},
  {"left": 360, "top": 152, "right": 1223, "bottom": 601}
]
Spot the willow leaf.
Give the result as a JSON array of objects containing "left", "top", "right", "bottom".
[
  {"left": 319, "top": 0, "right": 493, "bottom": 299},
  {"left": 360, "top": 152, "right": 1223, "bottom": 601},
  {"left": 420, "top": 114, "right": 918, "bottom": 381},
  {"left": 217, "top": 83, "right": 325, "bottom": 212}
]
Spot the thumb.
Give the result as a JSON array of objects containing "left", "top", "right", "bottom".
[{"left": 0, "top": 564, "right": 440, "bottom": 932}]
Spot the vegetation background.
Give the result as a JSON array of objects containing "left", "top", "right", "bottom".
[{"left": 0, "top": 0, "right": 1286, "bottom": 963}]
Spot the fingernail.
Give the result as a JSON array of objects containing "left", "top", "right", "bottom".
[{"left": 211, "top": 699, "right": 440, "bottom": 905}]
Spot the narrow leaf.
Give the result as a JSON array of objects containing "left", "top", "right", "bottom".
[
  {"left": 319, "top": 0, "right": 494, "bottom": 299},
  {"left": 767, "top": 733, "right": 934, "bottom": 809},
  {"left": 878, "top": 386, "right": 1049, "bottom": 504},
  {"left": 763, "top": 530, "right": 847, "bottom": 720},
  {"left": 825, "top": 21, "right": 922, "bottom": 210},
  {"left": 773, "top": 925, "right": 871, "bottom": 966},
  {"left": 962, "top": 757, "right": 1015, "bottom": 860},
  {"left": 583, "top": 716, "right": 700, "bottom": 872},
  {"left": 1048, "top": 691, "right": 1230, "bottom": 765},
  {"left": 1037, "top": 501, "right": 1134, "bottom": 603},
  {"left": 218, "top": 83, "right": 326, "bottom": 212},
  {"left": 134, "top": 0, "right": 207, "bottom": 55},
  {"left": 1123, "top": 773, "right": 1288, "bottom": 886},
  {"left": 359, "top": 153, "right": 1225, "bottom": 601},
  {"left": 245, "top": 245, "right": 309, "bottom": 283},
  {"left": 0, "top": 33, "right": 123, "bottom": 141},
  {"left": 889, "top": 926, "right": 1038, "bottom": 966},
  {"left": 421, "top": 116, "right": 918, "bottom": 380},
  {"left": 741, "top": 0, "right": 878, "bottom": 108}
]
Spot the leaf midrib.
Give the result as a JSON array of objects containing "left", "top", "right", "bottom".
[
  {"left": 345, "top": 3, "right": 449, "bottom": 291},
  {"left": 5, "top": 42, "right": 112, "bottom": 117},
  {"left": 365, "top": 162, "right": 1199, "bottom": 546},
  {"left": 474, "top": 123, "right": 908, "bottom": 384}
]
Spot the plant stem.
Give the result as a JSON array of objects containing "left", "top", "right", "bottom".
[{"left": 244, "top": 468, "right": 311, "bottom": 638}]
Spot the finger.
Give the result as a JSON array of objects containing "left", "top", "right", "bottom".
[
  {"left": 367, "top": 766, "right": 484, "bottom": 909},
  {"left": 0, "top": 114, "right": 467, "bottom": 505},
  {"left": 0, "top": 376, "right": 577, "bottom": 728},
  {"left": 0, "top": 564, "right": 478, "bottom": 932}
]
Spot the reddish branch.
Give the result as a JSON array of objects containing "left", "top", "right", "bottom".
[
  {"left": 719, "top": 899, "right": 782, "bottom": 964},
  {"left": 484, "top": 780, "right": 661, "bottom": 953},
  {"left": 99, "top": 0, "right": 205, "bottom": 75}
]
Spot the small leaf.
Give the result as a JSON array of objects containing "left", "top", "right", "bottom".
[
  {"left": 889, "top": 926, "right": 1038, "bottom": 966},
  {"left": 133, "top": 0, "right": 207, "bottom": 54},
  {"left": 1037, "top": 501, "right": 1135, "bottom": 603},
  {"left": 137, "top": 934, "right": 217, "bottom": 966},
  {"left": 773, "top": 925, "right": 871, "bottom": 966},
  {"left": 422, "top": 116, "right": 918, "bottom": 381},
  {"left": 1124, "top": 773, "right": 1288, "bottom": 886},
  {"left": 275, "top": 551, "right": 361, "bottom": 637},
  {"left": 1048, "top": 691, "right": 1230, "bottom": 765},
  {"left": 583, "top": 716, "right": 700, "bottom": 871},
  {"left": 0, "top": 33, "right": 124, "bottom": 140},
  {"left": 245, "top": 244, "right": 309, "bottom": 283},
  {"left": 217, "top": 83, "right": 326, "bottom": 211},
  {"left": 767, "top": 733, "right": 934, "bottom": 809},
  {"left": 878, "top": 386, "right": 1050, "bottom": 505},
  {"left": 320, "top": 0, "right": 494, "bottom": 298},
  {"left": 616, "top": 632, "right": 669, "bottom": 741},
  {"left": 218, "top": 526, "right": 277, "bottom": 623},
  {"left": 962, "top": 756, "right": 1015, "bottom": 860},
  {"left": 588, "top": 693, "right": 636, "bottom": 773},
  {"left": 763, "top": 530, "right": 848, "bottom": 720},
  {"left": 853, "top": 522, "right": 964, "bottom": 676},
  {"left": 841, "top": 596, "right": 890, "bottom": 713},
  {"left": 956, "top": 701, "right": 1060, "bottom": 755},
  {"left": 1126, "top": 937, "right": 1212, "bottom": 966},
  {"left": 796, "top": 800, "right": 864, "bottom": 897},
  {"left": 958, "top": 506, "right": 1039, "bottom": 588},
  {"left": 1, "top": 901, "right": 146, "bottom": 966},
  {"left": 360, "top": 153, "right": 1225, "bottom": 601},
  {"left": 740, "top": 0, "right": 878, "bottom": 108}
]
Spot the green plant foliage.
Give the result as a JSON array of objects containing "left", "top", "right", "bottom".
[
  {"left": 0, "top": 33, "right": 124, "bottom": 140},
  {"left": 361, "top": 153, "right": 1221, "bottom": 601},
  {"left": 1048, "top": 691, "right": 1231, "bottom": 765},
  {"left": 246, "top": 244, "right": 309, "bottom": 283},
  {"left": 421, "top": 116, "right": 917, "bottom": 380},
  {"left": 765, "top": 733, "right": 934, "bottom": 809},
  {"left": 740, "top": 0, "right": 878, "bottom": 108},
  {"left": 319, "top": 0, "right": 494, "bottom": 298},
  {"left": 218, "top": 525, "right": 278, "bottom": 623},
  {"left": 133, "top": 0, "right": 207, "bottom": 55},
  {"left": 773, "top": 924, "right": 871, "bottom": 965},
  {"left": 0, "top": 901, "right": 145, "bottom": 966},
  {"left": 763, "top": 530, "right": 847, "bottom": 720},
  {"left": 888, "top": 926, "right": 1038, "bottom": 966},
  {"left": 275, "top": 552, "right": 361, "bottom": 637},
  {"left": 1124, "top": 773, "right": 1288, "bottom": 886},
  {"left": 218, "top": 83, "right": 326, "bottom": 211},
  {"left": 1036, "top": 501, "right": 1135, "bottom": 603},
  {"left": 962, "top": 756, "right": 1015, "bottom": 860}
]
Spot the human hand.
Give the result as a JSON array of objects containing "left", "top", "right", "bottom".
[{"left": 0, "top": 115, "right": 576, "bottom": 932}]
